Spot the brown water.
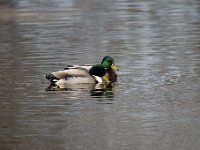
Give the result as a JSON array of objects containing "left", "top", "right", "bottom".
[{"left": 1, "top": 0, "right": 200, "bottom": 150}]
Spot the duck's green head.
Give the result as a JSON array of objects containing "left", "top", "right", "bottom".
[{"left": 101, "top": 56, "right": 118, "bottom": 71}]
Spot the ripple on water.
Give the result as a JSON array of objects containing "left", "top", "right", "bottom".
[{"left": 0, "top": 0, "right": 200, "bottom": 149}]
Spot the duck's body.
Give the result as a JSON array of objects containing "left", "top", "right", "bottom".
[{"left": 46, "top": 56, "right": 118, "bottom": 88}]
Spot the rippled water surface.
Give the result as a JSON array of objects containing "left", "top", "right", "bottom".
[{"left": 1, "top": 0, "right": 200, "bottom": 149}]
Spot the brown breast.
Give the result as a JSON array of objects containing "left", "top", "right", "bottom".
[{"left": 107, "top": 68, "right": 117, "bottom": 83}]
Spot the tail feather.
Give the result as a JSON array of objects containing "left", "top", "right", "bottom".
[{"left": 46, "top": 73, "right": 59, "bottom": 83}]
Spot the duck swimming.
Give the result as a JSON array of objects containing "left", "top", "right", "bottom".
[{"left": 46, "top": 56, "right": 118, "bottom": 88}]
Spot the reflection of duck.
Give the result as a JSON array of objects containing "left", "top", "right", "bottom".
[
  {"left": 46, "top": 56, "right": 118, "bottom": 88},
  {"left": 90, "top": 83, "right": 117, "bottom": 99},
  {"left": 46, "top": 82, "right": 117, "bottom": 100}
]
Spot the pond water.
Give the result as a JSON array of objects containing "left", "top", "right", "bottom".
[{"left": 0, "top": 0, "right": 200, "bottom": 149}]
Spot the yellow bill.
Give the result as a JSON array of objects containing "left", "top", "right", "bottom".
[{"left": 111, "top": 63, "right": 119, "bottom": 71}]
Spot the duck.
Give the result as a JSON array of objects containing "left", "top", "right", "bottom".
[{"left": 46, "top": 56, "right": 118, "bottom": 88}]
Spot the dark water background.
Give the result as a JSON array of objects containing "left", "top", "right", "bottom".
[{"left": 0, "top": 0, "right": 200, "bottom": 150}]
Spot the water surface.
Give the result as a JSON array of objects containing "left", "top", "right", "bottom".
[{"left": 0, "top": 0, "right": 200, "bottom": 150}]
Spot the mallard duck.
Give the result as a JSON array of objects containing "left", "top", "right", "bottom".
[{"left": 46, "top": 56, "right": 118, "bottom": 88}]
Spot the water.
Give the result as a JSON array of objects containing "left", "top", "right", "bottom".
[{"left": 0, "top": 0, "right": 200, "bottom": 149}]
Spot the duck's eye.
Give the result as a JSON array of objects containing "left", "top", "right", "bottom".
[{"left": 108, "top": 60, "right": 112, "bottom": 64}]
